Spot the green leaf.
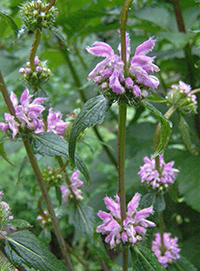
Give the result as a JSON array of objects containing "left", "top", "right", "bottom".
[
  {"left": 68, "top": 204, "right": 95, "bottom": 244},
  {"left": 131, "top": 245, "right": 166, "bottom": 271},
  {"left": 51, "top": 26, "right": 68, "bottom": 48},
  {"left": 167, "top": 256, "right": 197, "bottom": 271},
  {"left": 0, "top": 12, "right": 18, "bottom": 38},
  {"left": 31, "top": 132, "right": 90, "bottom": 184},
  {"left": 4, "top": 230, "right": 67, "bottom": 271},
  {"left": 7, "top": 219, "right": 32, "bottom": 229},
  {"left": 142, "top": 100, "right": 172, "bottom": 157},
  {"left": 140, "top": 192, "right": 166, "bottom": 213},
  {"left": 178, "top": 115, "right": 198, "bottom": 155},
  {"left": 0, "top": 141, "right": 13, "bottom": 166},
  {"left": 69, "top": 95, "right": 112, "bottom": 166},
  {"left": 174, "top": 152, "right": 200, "bottom": 212}
]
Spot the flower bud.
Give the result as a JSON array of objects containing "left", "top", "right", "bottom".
[
  {"left": 19, "top": 0, "right": 58, "bottom": 32},
  {"left": 166, "top": 81, "right": 197, "bottom": 115}
]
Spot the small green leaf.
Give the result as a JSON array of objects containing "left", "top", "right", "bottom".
[
  {"left": 0, "top": 141, "right": 13, "bottom": 166},
  {"left": 143, "top": 100, "right": 172, "bottom": 157},
  {"left": 131, "top": 245, "right": 166, "bottom": 271},
  {"left": 69, "top": 95, "right": 112, "bottom": 165},
  {"left": 68, "top": 204, "right": 96, "bottom": 244},
  {"left": 51, "top": 26, "right": 68, "bottom": 48},
  {"left": 7, "top": 219, "right": 32, "bottom": 229},
  {"left": 167, "top": 256, "right": 197, "bottom": 271},
  {"left": 31, "top": 132, "right": 90, "bottom": 184},
  {"left": 4, "top": 230, "right": 67, "bottom": 271},
  {"left": 178, "top": 115, "right": 198, "bottom": 155},
  {"left": 0, "top": 12, "right": 18, "bottom": 38}
]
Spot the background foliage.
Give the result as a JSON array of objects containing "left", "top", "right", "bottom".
[{"left": 0, "top": 0, "right": 200, "bottom": 270}]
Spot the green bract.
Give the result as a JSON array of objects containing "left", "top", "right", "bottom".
[{"left": 19, "top": 0, "right": 58, "bottom": 31}]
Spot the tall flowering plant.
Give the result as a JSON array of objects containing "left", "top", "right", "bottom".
[{"left": 0, "top": 0, "right": 199, "bottom": 270}]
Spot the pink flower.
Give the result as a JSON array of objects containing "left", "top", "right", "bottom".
[
  {"left": 152, "top": 232, "right": 181, "bottom": 267},
  {"left": 61, "top": 171, "right": 84, "bottom": 203},
  {"left": 0, "top": 89, "right": 45, "bottom": 138},
  {"left": 97, "top": 193, "right": 155, "bottom": 248},
  {"left": 46, "top": 108, "right": 69, "bottom": 137},
  {"left": 86, "top": 32, "right": 159, "bottom": 98},
  {"left": 138, "top": 155, "right": 179, "bottom": 190}
]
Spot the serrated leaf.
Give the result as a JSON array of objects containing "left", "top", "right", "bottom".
[
  {"left": 51, "top": 26, "right": 68, "bottom": 48},
  {"left": 68, "top": 204, "right": 95, "bottom": 244},
  {"left": 178, "top": 115, "right": 198, "bottom": 155},
  {"left": 69, "top": 95, "right": 112, "bottom": 165},
  {"left": 167, "top": 256, "right": 197, "bottom": 271},
  {"left": 31, "top": 132, "right": 90, "bottom": 184},
  {"left": 0, "top": 141, "right": 13, "bottom": 166},
  {"left": 0, "top": 12, "right": 18, "bottom": 38},
  {"left": 7, "top": 219, "right": 32, "bottom": 229},
  {"left": 142, "top": 100, "right": 172, "bottom": 157},
  {"left": 4, "top": 230, "right": 67, "bottom": 271},
  {"left": 131, "top": 245, "right": 166, "bottom": 271}
]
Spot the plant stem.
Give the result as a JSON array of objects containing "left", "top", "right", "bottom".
[
  {"left": 29, "top": 29, "right": 41, "bottom": 71},
  {"left": 57, "top": 40, "right": 117, "bottom": 168},
  {"left": 45, "top": 0, "right": 56, "bottom": 12},
  {"left": 0, "top": 71, "right": 15, "bottom": 116},
  {"left": 0, "top": 71, "right": 73, "bottom": 270},
  {"left": 119, "top": 1, "right": 133, "bottom": 270},
  {"left": 23, "top": 140, "right": 73, "bottom": 270},
  {"left": 118, "top": 103, "right": 127, "bottom": 223}
]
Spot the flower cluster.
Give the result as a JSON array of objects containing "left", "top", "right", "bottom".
[
  {"left": 0, "top": 191, "right": 15, "bottom": 237},
  {"left": 166, "top": 80, "right": 197, "bottom": 115},
  {"left": 138, "top": 155, "right": 179, "bottom": 190},
  {"left": 19, "top": 0, "right": 58, "bottom": 31},
  {"left": 19, "top": 56, "right": 51, "bottom": 89},
  {"left": 0, "top": 88, "right": 45, "bottom": 138},
  {"left": 61, "top": 171, "right": 84, "bottom": 202},
  {"left": 152, "top": 232, "right": 181, "bottom": 267},
  {"left": 37, "top": 211, "right": 51, "bottom": 226},
  {"left": 86, "top": 33, "right": 159, "bottom": 103},
  {"left": 97, "top": 193, "right": 155, "bottom": 249},
  {"left": 42, "top": 166, "right": 63, "bottom": 187}
]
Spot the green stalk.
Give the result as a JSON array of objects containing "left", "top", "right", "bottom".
[
  {"left": 119, "top": 1, "right": 133, "bottom": 270},
  {"left": 29, "top": 29, "right": 41, "bottom": 71},
  {"left": 0, "top": 71, "right": 73, "bottom": 270},
  {"left": 118, "top": 102, "right": 127, "bottom": 223}
]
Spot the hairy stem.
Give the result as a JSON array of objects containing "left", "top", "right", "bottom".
[
  {"left": 29, "top": 29, "right": 41, "bottom": 71},
  {"left": 45, "top": 0, "right": 56, "bottom": 12},
  {"left": 119, "top": 1, "right": 133, "bottom": 270},
  {"left": 0, "top": 71, "right": 15, "bottom": 116}
]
